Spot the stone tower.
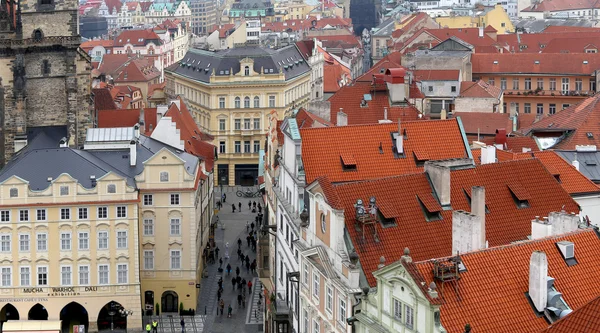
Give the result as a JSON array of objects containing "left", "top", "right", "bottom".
[{"left": 0, "top": 0, "right": 92, "bottom": 165}]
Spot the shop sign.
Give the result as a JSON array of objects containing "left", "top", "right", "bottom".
[{"left": 22, "top": 286, "right": 100, "bottom": 296}]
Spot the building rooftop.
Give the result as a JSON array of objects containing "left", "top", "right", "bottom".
[
  {"left": 412, "top": 70, "right": 460, "bottom": 81},
  {"left": 542, "top": 294, "right": 600, "bottom": 333},
  {"left": 114, "top": 29, "right": 163, "bottom": 47},
  {"left": 496, "top": 31, "right": 600, "bottom": 53},
  {"left": 471, "top": 53, "right": 600, "bottom": 75},
  {"left": 300, "top": 119, "right": 470, "bottom": 184},
  {"left": 555, "top": 149, "right": 600, "bottom": 183},
  {"left": 453, "top": 112, "right": 513, "bottom": 136},
  {"left": 522, "top": 0, "right": 599, "bottom": 12},
  {"left": 512, "top": 19, "right": 598, "bottom": 33},
  {"left": 166, "top": 46, "right": 310, "bottom": 83},
  {"left": 98, "top": 108, "right": 158, "bottom": 135},
  {"left": 294, "top": 108, "right": 333, "bottom": 128},
  {"left": 356, "top": 51, "right": 402, "bottom": 82},
  {"left": 414, "top": 228, "right": 600, "bottom": 333},
  {"left": 459, "top": 80, "right": 502, "bottom": 99}
]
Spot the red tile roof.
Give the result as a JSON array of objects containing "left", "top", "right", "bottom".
[
  {"left": 544, "top": 26, "right": 600, "bottom": 33},
  {"left": 454, "top": 112, "right": 513, "bottom": 135},
  {"left": 523, "top": 0, "right": 597, "bottom": 12},
  {"left": 414, "top": 229, "right": 600, "bottom": 333},
  {"left": 542, "top": 38, "right": 600, "bottom": 53},
  {"left": 97, "top": 107, "right": 158, "bottom": 135},
  {"left": 217, "top": 24, "right": 235, "bottom": 38},
  {"left": 80, "top": 39, "right": 114, "bottom": 52},
  {"left": 523, "top": 95, "right": 600, "bottom": 150},
  {"left": 412, "top": 70, "right": 460, "bottom": 81},
  {"left": 114, "top": 29, "right": 162, "bottom": 47},
  {"left": 312, "top": 34, "right": 361, "bottom": 48},
  {"left": 262, "top": 17, "right": 352, "bottom": 33},
  {"left": 164, "top": 97, "right": 215, "bottom": 171},
  {"left": 148, "top": 82, "right": 166, "bottom": 98},
  {"left": 328, "top": 82, "right": 420, "bottom": 125},
  {"left": 92, "top": 88, "right": 118, "bottom": 111},
  {"left": 333, "top": 158, "right": 580, "bottom": 286},
  {"left": 114, "top": 58, "right": 160, "bottom": 83},
  {"left": 323, "top": 64, "right": 348, "bottom": 93},
  {"left": 472, "top": 53, "right": 600, "bottom": 74},
  {"left": 497, "top": 32, "right": 600, "bottom": 53},
  {"left": 104, "top": 0, "right": 121, "bottom": 13},
  {"left": 459, "top": 80, "right": 502, "bottom": 98},
  {"left": 98, "top": 54, "right": 132, "bottom": 75},
  {"left": 481, "top": 136, "right": 541, "bottom": 152},
  {"left": 295, "top": 40, "right": 315, "bottom": 61},
  {"left": 356, "top": 53, "right": 402, "bottom": 82},
  {"left": 301, "top": 119, "right": 469, "bottom": 184},
  {"left": 426, "top": 27, "right": 499, "bottom": 48},
  {"left": 295, "top": 108, "right": 333, "bottom": 128},
  {"left": 542, "top": 294, "right": 600, "bottom": 333},
  {"left": 139, "top": 1, "right": 152, "bottom": 11}
]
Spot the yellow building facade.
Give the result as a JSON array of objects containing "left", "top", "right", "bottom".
[
  {"left": 165, "top": 46, "right": 312, "bottom": 186},
  {"left": 435, "top": 4, "right": 514, "bottom": 34},
  {"left": 0, "top": 172, "right": 142, "bottom": 332}
]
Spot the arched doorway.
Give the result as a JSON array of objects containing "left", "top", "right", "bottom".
[
  {"left": 161, "top": 291, "right": 178, "bottom": 313},
  {"left": 97, "top": 301, "right": 127, "bottom": 332},
  {"left": 0, "top": 303, "right": 20, "bottom": 321},
  {"left": 28, "top": 303, "right": 48, "bottom": 320},
  {"left": 60, "top": 302, "right": 88, "bottom": 333}
]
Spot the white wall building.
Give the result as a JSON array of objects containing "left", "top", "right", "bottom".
[{"left": 246, "top": 19, "right": 262, "bottom": 41}]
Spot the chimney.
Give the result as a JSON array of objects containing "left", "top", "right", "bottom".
[
  {"left": 531, "top": 216, "right": 552, "bottom": 240},
  {"left": 425, "top": 161, "right": 451, "bottom": 206},
  {"left": 396, "top": 119, "right": 404, "bottom": 154},
  {"left": 337, "top": 109, "right": 348, "bottom": 126},
  {"left": 529, "top": 251, "right": 548, "bottom": 313},
  {"left": 495, "top": 128, "right": 507, "bottom": 148},
  {"left": 157, "top": 104, "right": 168, "bottom": 124},
  {"left": 480, "top": 145, "right": 496, "bottom": 164},
  {"left": 440, "top": 108, "right": 447, "bottom": 120},
  {"left": 471, "top": 186, "right": 486, "bottom": 247},
  {"left": 59, "top": 137, "right": 68, "bottom": 148},
  {"left": 452, "top": 210, "right": 484, "bottom": 254},
  {"left": 572, "top": 152, "right": 579, "bottom": 171},
  {"left": 548, "top": 210, "right": 579, "bottom": 236},
  {"left": 134, "top": 123, "right": 140, "bottom": 139},
  {"left": 478, "top": 26, "right": 484, "bottom": 38},
  {"left": 384, "top": 107, "right": 388, "bottom": 120},
  {"left": 139, "top": 108, "right": 146, "bottom": 133},
  {"left": 129, "top": 140, "right": 137, "bottom": 167},
  {"left": 384, "top": 69, "right": 408, "bottom": 103}
]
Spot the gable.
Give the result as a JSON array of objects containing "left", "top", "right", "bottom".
[
  {"left": 431, "top": 38, "right": 472, "bottom": 51},
  {"left": 143, "top": 147, "right": 186, "bottom": 166}
]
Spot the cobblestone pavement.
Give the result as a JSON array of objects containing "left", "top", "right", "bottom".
[{"left": 198, "top": 186, "right": 264, "bottom": 333}]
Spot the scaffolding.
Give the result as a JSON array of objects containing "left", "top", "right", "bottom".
[{"left": 432, "top": 255, "right": 462, "bottom": 302}]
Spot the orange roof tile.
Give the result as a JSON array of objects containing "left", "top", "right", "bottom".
[
  {"left": 276, "top": 120, "right": 284, "bottom": 144},
  {"left": 542, "top": 37, "right": 600, "bottom": 54},
  {"left": 114, "top": 29, "right": 162, "bottom": 47},
  {"left": 523, "top": 0, "right": 598, "bottom": 12},
  {"left": 294, "top": 108, "right": 333, "bottom": 128},
  {"left": 328, "top": 82, "right": 420, "bottom": 125},
  {"left": 97, "top": 108, "right": 157, "bottom": 135},
  {"left": 301, "top": 119, "right": 469, "bottom": 184},
  {"left": 335, "top": 158, "right": 580, "bottom": 287},
  {"left": 497, "top": 31, "right": 600, "bottom": 53},
  {"left": 472, "top": 53, "right": 600, "bottom": 75},
  {"left": 412, "top": 70, "right": 460, "bottom": 81},
  {"left": 542, "top": 294, "right": 600, "bottom": 333},
  {"left": 414, "top": 229, "right": 600, "bottom": 333},
  {"left": 459, "top": 80, "right": 502, "bottom": 98},
  {"left": 425, "top": 27, "right": 499, "bottom": 48},
  {"left": 80, "top": 39, "right": 114, "bottom": 52},
  {"left": 113, "top": 58, "right": 161, "bottom": 83},
  {"left": 481, "top": 136, "right": 541, "bottom": 152},
  {"left": 454, "top": 112, "right": 513, "bottom": 136},
  {"left": 323, "top": 64, "right": 348, "bottom": 92}
]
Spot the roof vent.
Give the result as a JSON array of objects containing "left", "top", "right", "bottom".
[
  {"left": 47, "top": 177, "right": 53, "bottom": 182},
  {"left": 583, "top": 60, "right": 589, "bottom": 64},
  {"left": 493, "top": 60, "right": 498, "bottom": 64},
  {"left": 587, "top": 132, "right": 594, "bottom": 138},
  {"left": 556, "top": 241, "right": 574, "bottom": 259},
  {"left": 534, "top": 60, "right": 540, "bottom": 64}
]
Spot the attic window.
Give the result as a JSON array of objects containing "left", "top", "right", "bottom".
[
  {"left": 583, "top": 60, "right": 589, "bottom": 64},
  {"left": 340, "top": 153, "right": 357, "bottom": 171},
  {"left": 9, "top": 188, "right": 18, "bottom": 198},
  {"left": 413, "top": 150, "right": 430, "bottom": 167},
  {"left": 534, "top": 60, "right": 540, "bottom": 64},
  {"left": 493, "top": 60, "right": 498, "bottom": 64},
  {"left": 463, "top": 189, "right": 490, "bottom": 213},
  {"left": 556, "top": 241, "right": 577, "bottom": 266},
  {"left": 507, "top": 183, "right": 530, "bottom": 209},
  {"left": 585, "top": 160, "right": 597, "bottom": 166},
  {"left": 587, "top": 132, "right": 594, "bottom": 138},
  {"left": 417, "top": 194, "right": 443, "bottom": 222}
]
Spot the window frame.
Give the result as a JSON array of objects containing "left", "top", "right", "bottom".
[
  {"left": 60, "top": 208, "right": 70, "bottom": 220},
  {"left": 144, "top": 250, "right": 154, "bottom": 270},
  {"left": 60, "top": 265, "right": 72, "bottom": 286},
  {"left": 98, "top": 230, "right": 109, "bottom": 250},
  {"left": 117, "top": 230, "right": 128, "bottom": 249},
  {"left": 171, "top": 249, "right": 182, "bottom": 269},
  {"left": 117, "top": 263, "right": 128, "bottom": 284},
  {"left": 160, "top": 171, "right": 169, "bottom": 182},
  {"left": 19, "top": 233, "right": 30, "bottom": 252},
  {"left": 37, "top": 266, "right": 48, "bottom": 286},
  {"left": 0, "top": 210, "right": 9, "bottom": 222},
  {"left": 325, "top": 285, "right": 333, "bottom": 314},
  {"left": 60, "top": 232, "right": 71, "bottom": 251},
  {"left": 20, "top": 266, "right": 30, "bottom": 286},
  {"left": 36, "top": 233, "right": 47, "bottom": 252},
  {"left": 143, "top": 194, "right": 153, "bottom": 206},
  {"left": 116, "top": 206, "right": 127, "bottom": 218},
  {"left": 78, "top": 207, "right": 88, "bottom": 220},
  {"left": 78, "top": 231, "right": 89, "bottom": 250},
  {"left": 98, "top": 264, "right": 109, "bottom": 285},
  {"left": 1, "top": 266, "right": 12, "bottom": 287},
  {"left": 313, "top": 272, "right": 320, "bottom": 299},
  {"left": 36, "top": 209, "right": 46, "bottom": 221},
  {"left": 79, "top": 265, "right": 90, "bottom": 285},
  {"left": 19, "top": 209, "right": 29, "bottom": 222}
]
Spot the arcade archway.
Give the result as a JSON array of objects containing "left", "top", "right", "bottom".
[
  {"left": 161, "top": 290, "right": 179, "bottom": 313},
  {"left": 0, "top": 303, "right": 19, "bottom": 321},
  {"left": 97, "top": 301, "right": 127, "bottom": 332},
  {"left": 28, "top": 303, "right": 48, "bottom": 320},
  {"left": 60, "top": 302, "right": 88, "bottom": 333}
]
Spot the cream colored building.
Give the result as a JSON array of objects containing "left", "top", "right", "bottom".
[{"left": 165, "top": 46, "right": 313, "bottom": 186}]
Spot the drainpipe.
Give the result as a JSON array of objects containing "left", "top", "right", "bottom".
[{"left": 350, "top": 292, "right": 363, "bottom": 333}]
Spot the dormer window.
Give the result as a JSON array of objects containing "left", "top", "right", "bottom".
[
  {"left": 107, "top": 184, "right": 116, "bottom": 194},
  {"left": 9, "top": 188, "right": 18, "bottom": 198},
  {"left": 160, "top": 171, "right": 169, "bottom": 182},
  {"left": 417, "top": 194, "right": 442, "bottom": 222},
  {"left": 244, "top": 66, "right": 250, "bottom": 76},
  {"left": 60, "top": 186, "right": 69, "bottom": 196},
  {"left": 340, "top": 153, "right": 357, "bottom": 171},
  {"left": 507, "top": 183, "right": 530, "bottom": 209}
]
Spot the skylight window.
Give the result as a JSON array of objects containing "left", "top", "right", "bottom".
[{"left": 587, "top": 132, "right": 594, "bottom": 138}]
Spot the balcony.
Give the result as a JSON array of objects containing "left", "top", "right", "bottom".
[{"left": 503, "top": 89, "right": 595, "bottom": 98}]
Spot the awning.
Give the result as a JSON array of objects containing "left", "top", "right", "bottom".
[{"left": 2, "top": 320, "right": 61, "bottom": 333}]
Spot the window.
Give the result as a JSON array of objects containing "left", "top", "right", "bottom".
[
  {"left": 244, "top": 118, "right": 251, "bottom": 130},
  {"left": 235, "top": 141, "right": 241, "bottom": 153},
  {"left": 254, "top": 96, "right": 260, "bottom": 108},
  {"left": 234, "top": 119, "right": 241, "bottom": 130},
  {"left": 244, "top": 141, "right": 251, "bottom": 153},
  {"left": 549, "top": 78, "right": 556, "bottom": 91},
  {"left": 562, "top": 78, "right": 570, "bottom": 94},
  {"left": 171, "top": 250, "right": 181, "bottom": 269},
  {"left": 524, "top": 78, "right": 531, "bottom": 90},
  {"left": 304, "top": 309, "right": 309, "bottom": 333},
  {"left": 78, "top": 232, "right": 89, "bottom": 250},
  {"left": 0, "top": 210, "right": 9, "bottom": 222},
  {"left": 339, "top": 299, "right": 347, "bottom": 325},
  {"left": 563, "top": 104, "right": 570, "bottom": 110},
  {"left": 60, "top": 186, "right": 69, "bottom": 196},
  {"left": 143, "top": 194, "right": 153, "bottom": 206},
  {"left": 513, "top": 78, "right": 519, "bottom": 90},
  {"left": 313, "top": 273, "right": 320, "bottom": 299},
  {"left": 393, "top": 299, "right": 402, "bottom": 320},
  {"left": 576, "top": 78, "right": 583, "bottom": 91},
  {"left": 524, "top": 103, "right": 531, "bottom": 114},
  {"left": 37, "top": 233, "right": 47, "bottom": 251},
  {"left": 9, "top": 188, "right": 18, "bottom": 198},
  {"left": 590, "top": 79, "right": 597, "bottom": 92},
  {"left": 219, "top": 97, "right": 225, "bottom": 108},
  {"left": 313, "top": 320, "right": 320, "bottom": 333},
  {"left": 537, "top": 103, "right": 544, "bottom": 114},
  {"left": 117, "top": 264, "right": 128, "bottom": 284},
  {"left": 303, "top": 264, "right": 308, "bottom": 285},
  {"left": 244, "top": 96, "right": 250, "bottom": 108},
  {"left": 60, "top": 232, "right": 71, "bottom": 250},
  {"left": 234, "top": 97, "right": 241, "bottom": 108},
  {"left": 36, "top": 209, "right": 46, "bottom": 221},
  {"left": 98, "top": 231, "right": 109, "bottom": 249},
  {"left": 160, "top": 171, "right": 169, "bottom": 182},
  {"left": 269, "top": 95, "right": 275, "bottom": 107},
  {"left": 98, "top": 265, "right": 109, "bottom": 285},
  {"left": 515, "top": 103, "right": 519, "bottom": 114},
  {"left": 537, "top": 78, "right": 544, "bottom": 90},
  {"left": 117, "top": 206, "right": 127, "bottom": 218},
  {"left": 42, "top": 60, "right": 51, "bottom": 74},
  {"left": 219, "top": 141, "right": 226, "bottom": 154},
  {"left": 326, "top": 286, "right": 333, "bottom": 313},
  {"left": 244, "top": 66, "right": 250, "bottom": 76},
  {"left": 19, "top": 234, "right": 29, "bottom": 252},
  {"left": 19, "top": 266, "right": 30, "bottom": 286},
  {"left": 488, "top": 78, "right": 495, "bottom": 86},
  {"left": 19, "top": 209, "right": 28, "bottom": 222},
  {"left": 253, "top": 119, "right": 261, "bottom": 131},
  {"left": 61, "top": 266, "right": 72, "bottom": 285},
  {"left": 117, "top": 231, "right": 127, "bottom": 249},
  {"left": 405, "top": 305, "right": 414, "bottom": 329},
  {"left": 79, "top": 265, "right": 89, "bottom": 285},
  {"left": 37, "top": 266, "right": 47, "bottom": 286},
  {"left": 254, "top": 141, "right": 260, "bottom": 153},
  {"left": 170, "top": 218, "right": 181, "bottom": 235},
  {"left": 219, "top": 119, "right": 226, "bottom": 131},
  {"left": 170, "top": 194, "right": 180, "bottom": 205},
  {"left": 0, "top": 235, "right": 9, "bottom": 252},
  {"left": 1, "top": 267, "right": 11, "bottom": 286},
  {"left": 549, "top": 104, "right": 556, "bottom": 115},
  {"left": 97, "top": 206, "right": 107, "bottom": 219},
  {"left": 428, "top": 86, "right": 433, "bottom": 92},
  {"left": 77, "top": 207, "right": 87, "bottom": 220},
  {"left": 107, "top": 184, "right": 116, "bottom": 194},
  {"left": 143, "top": 218, "right": 154, "bottom": 236},
  {"left": 144, "top": 250, "right": 154, "bottom": 270},
  {"left": 60, "top": 208, "right": 70, "bottom": 220}
]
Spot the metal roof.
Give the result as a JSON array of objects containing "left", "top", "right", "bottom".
[
  {"left": 287, "top": 118, "right": 301, "bottom": 140},
  {"left": 555, "top": 150, "right": 600, "bottom": 183},
  {"left": 86, "top": 127, "right": 135, "bottom": 142}
]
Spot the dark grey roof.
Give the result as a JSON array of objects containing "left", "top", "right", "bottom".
[
  {"left": 0, "top": 135, "right": 199, "bottom": 191},
  {"left": 372, "top": 17, "right": 396, "bottom": 36},
  {"left": 555, "top": 150, "right": 600, "bottom": 183},
  {"left": 166, "top": 45, "right": 310, "bottom": 83},
  {"left": 513, "top": 18, "right": 597, "bottom": 33}
]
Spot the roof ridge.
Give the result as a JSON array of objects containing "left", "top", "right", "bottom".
[{"left": 300, "top": 118, "right": 457, "bottom": 132}]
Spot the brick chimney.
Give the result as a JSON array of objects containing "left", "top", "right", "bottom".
[
  {"left": 452, "top": 210, "right": 484, "bottom": 255},
  {"left": 495, "top": 128, "right": 507, "bottom": 148},
  {"left": 529, "top": 251, "right": 548, "bottom": 312}
]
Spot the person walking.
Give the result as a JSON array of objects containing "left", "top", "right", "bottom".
[
  {"left": 215, "top": 246, "right": 220, "bottom": 259},
  {"left": 222, "top": 193, "right": 227, "bottom": 203},
  {"left": 218, "top": 277, "right": 223, "bottom": 290},
  {"left": 245, "top": 255, "right": 250, "bottom": 267},
  {"left": 219, "top": 299, "right": 225, "bottom": 316},
  {"left": 237, "top": 293, "right": 242, "bottom": 306},
  {"left": 250, "top": 261, "right": 256, "bottom": 274},
  {"left": 248, "top": 201, "right": 252, "bottom": 210},
  {"left": 236, "top": 266, "right": 240, "bottom": 276},
  {"left": 231, "top": 276, "right": 236, "bottom": 290},
  {"left": 248, "top": 280, "right": 253, "bottom": 295},
  {"left": 237, "top": 238, "right": 242, "bottom": 249},
  {"left": 231, "top": 203, "right": 236, "bottom": 213},
  {"left": 145, "top": 323, "right": 152, "bottom": 333},
  {"left": 253, "top": 201, "right": 257, "bottom": 208},
  {"left": 242, "top": 293, "right": 246, "bottom": 308},
  {"left": 152, "top": 320, "right": 158, "bottom": 333},
  {"left": 246, "top": 221, "right": 250, "bottom": 231},
  {"left": 226, "top": 263, "right": 231, "bottom": 276},
  {"left": 258, "top": 202, "right": 261, "bottom": 211},
  {"left": 219, "top": 257, "right": 223, "bottom": 268},
  {"left": 250, "top": 222, "right": 255, "bottom": 231},
  {"left": 217, "top": 289, "right": 222, "bottom": 301},
  {"left": 180, "top": 318, "right": 185, "bottom": 333},
  {"left": 227, "top": 304, "right": 233, "bottom": 318},
  {"left": 238, "top": 202, "right": 242, "bottom": 211}
]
